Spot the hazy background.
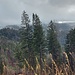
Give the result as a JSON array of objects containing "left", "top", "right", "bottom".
[{"left": 0, "top": 0, "right": 75, "bottom": 27}]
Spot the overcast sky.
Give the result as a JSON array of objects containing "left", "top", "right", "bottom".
[{"left": 0, "top": 0, "right": 75, "bottom": 27}]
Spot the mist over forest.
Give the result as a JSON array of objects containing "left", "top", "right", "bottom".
[{"left": 0, "top": 0, "right": 75, "bottom": 75}]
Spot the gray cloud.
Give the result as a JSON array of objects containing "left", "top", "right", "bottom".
[
  {"left": 20, "top": 0, "right": 75, "bottom": 21},
  {"left": 0, "top": 0, "right": 25, "bottom": 26},
  {"left": 49, "top": 0, "right": 75, "bottom": 7},
  {"left": 0, "top": 0, "right": 75, "bottom": 27}
]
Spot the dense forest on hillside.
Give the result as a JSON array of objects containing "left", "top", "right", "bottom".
[
  {"left": 0, "top": 11, "right": 75, "bottom": 75},
  {"left": 0, "top": 28, "right": 20, "bottom": 41}
]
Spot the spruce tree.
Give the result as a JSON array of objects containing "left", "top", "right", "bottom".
[
  {"left": 65, "top": 28, "right": 75, "bottom": 54},
  {"left": 20, "top": 11, "right": 34, "bottom": 66},
  {"left": 33, "top": 14, "right": 45, "bottom": 71},
  {"left": 47, "top": 21, "right": 61, "bottom": 61},
  {"left": 65, "top": 28, "right": 75, "bottom": 71},
  {"left": 0, "top": 47, "right": 3, "bottom": 75}
]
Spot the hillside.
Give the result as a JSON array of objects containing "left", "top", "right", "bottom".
[
  {"left": 2, "top": 22, "right": 75, "bottom": 46},
  {"left": 0, "top": 28, "right": 20, "bottom": 41},
  {"left": 43, "top": 22, "right": 75, "bottom": 46}
]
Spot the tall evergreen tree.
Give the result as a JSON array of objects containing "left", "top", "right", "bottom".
[
  {"left": 0, "top": 47, "right": 3, "bottom": 75},
  {"left": 65, "top": 28, "right": 75, "bottom": 71},
  {"left": 47, "top": 21, "right": 61, "bottom": 61},
  {"left": 20, "top": 11, "right": 34, "bottom": 66},
  {"left": 32, "top": 14, "right": 45, "bottom": 71},
  {"left": 65, "top": 28, "right": 75, "bottom": 54}
]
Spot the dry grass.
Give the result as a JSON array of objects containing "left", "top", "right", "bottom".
[{"left": 1, "top": 52, "right": 75, "bottom": 75}]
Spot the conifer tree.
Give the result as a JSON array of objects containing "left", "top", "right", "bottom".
[
  {"left": 20, "top": 11, "right": 34, "bottom": 66},
  {"left": 65, "top": 28, "right": 75, "bottom": 71},
  {"left": 0, "top": 47, "right": 3, "bottom": 75},
  {"left": 47, "top": 21, "right": 61, "bottom": 61},
  {"left": 32, "top": 14, "right": 45, "bottom": 71},
  {"left": 65, "top": 28, "right": 75, "bottom": 54}
]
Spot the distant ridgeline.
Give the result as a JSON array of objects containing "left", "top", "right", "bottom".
[
  {"left": 54, "top": 22, "right": 75, "bottom": 46},
  {"left": 5, "top": 25, "right": 21, "bottom": 30},
  {"left": 0, "top": 23, "right": 75, "bottom": 45},
  {"left": 0, "top": 25, "right": 20, "bottom": 41},
  {"left": 41, "top": 22, "right": 75, "bottom": 46}
]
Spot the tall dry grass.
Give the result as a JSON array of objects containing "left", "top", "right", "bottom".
[{"left": 1, "top": 52, "right": 75, "bottom": 75}]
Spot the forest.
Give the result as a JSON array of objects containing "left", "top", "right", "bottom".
[{"left": 0, "top": 11, "right": 75, "bottom": 75}]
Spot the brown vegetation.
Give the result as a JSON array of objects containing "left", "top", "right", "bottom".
[{"left": 1, "top": 52, "right": 75, "bottom": 75}]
